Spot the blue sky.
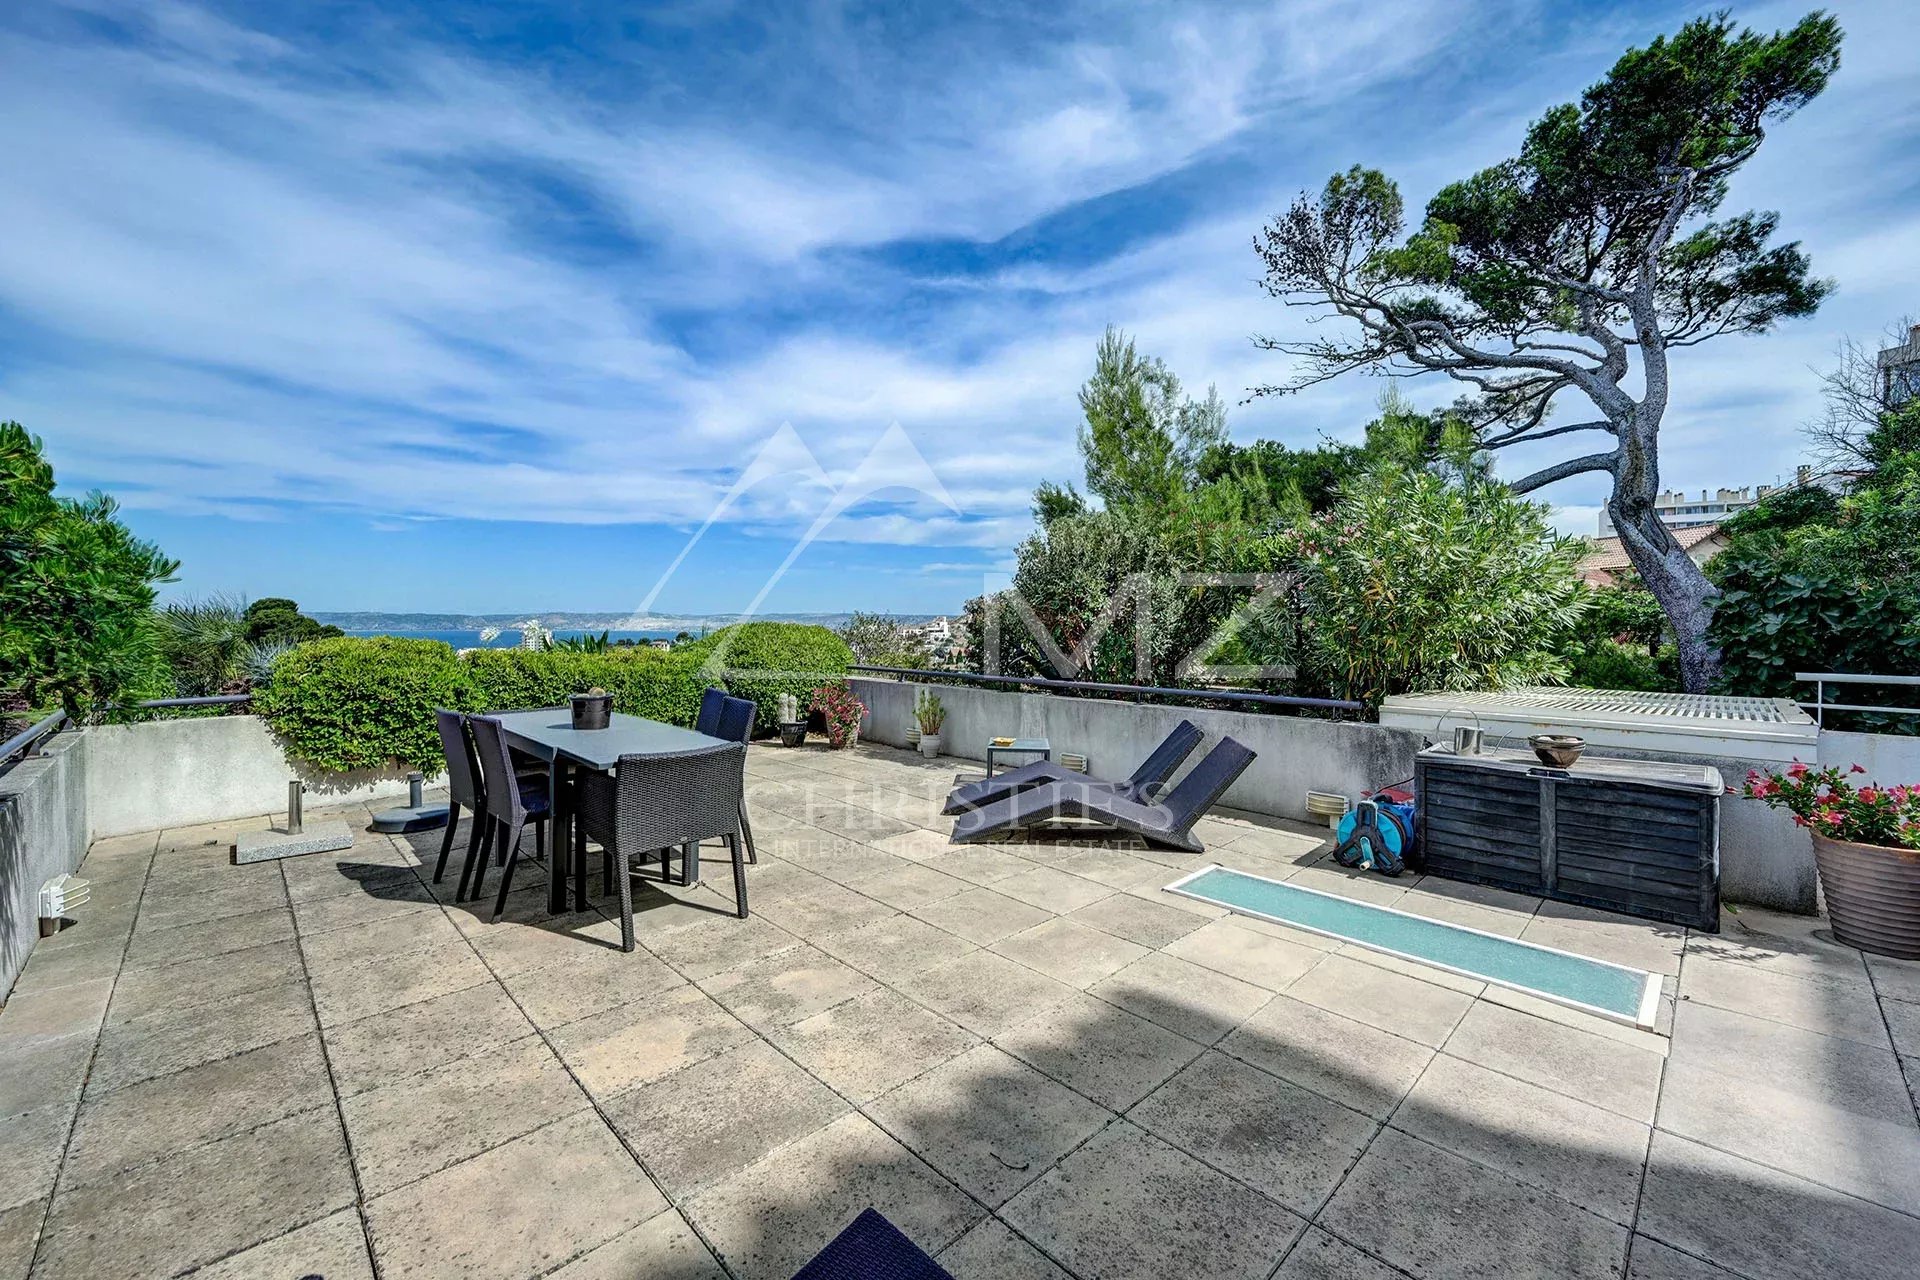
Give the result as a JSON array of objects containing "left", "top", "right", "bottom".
[{"left": 5, "top": 0, "right": 1917, "bottom": 617}]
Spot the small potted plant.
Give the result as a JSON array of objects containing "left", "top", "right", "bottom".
[
  {"left": 914, "top": 689, "right": 946, "bottom": 759},
  {"left": 1745, "top": 762, "right": 1920, "bottom": 959},
  {"left": 571, "top": 685, "right": 613, "bottom": 730},
  {"left": 809, "top": 682, "right": 866, "bottom": 750},
  {"left": 776, "top": 692, "right": 807, "bottom": 747}
]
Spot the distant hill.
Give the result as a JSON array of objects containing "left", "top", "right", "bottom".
[{"left": 309, "top": 611, "right": 937, "bottom": 632}]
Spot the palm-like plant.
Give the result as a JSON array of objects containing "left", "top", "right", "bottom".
[{"left": 158, "top": 595, "right": 253, "bottom": 696}]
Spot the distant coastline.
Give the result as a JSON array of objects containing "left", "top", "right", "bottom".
[
  {"left": 343, "top": 628, "right": 680, "bottom": 649},
  {"left": 312, "top": 610, "right": 933, "bottom": 632}
]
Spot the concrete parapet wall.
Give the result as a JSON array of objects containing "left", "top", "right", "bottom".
[
  {"left": 1, "top": 733, "right": 90, "bottom": 995},
  {"left": 82, "top": 715, "right": 414, "bottom": 840}
]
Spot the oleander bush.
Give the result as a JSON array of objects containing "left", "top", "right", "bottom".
[
  {"left": 257, "top": 625, "right": 848, "bottom": 772},
  {"left": 255, "top": 636, "right": 469, "bottom": 774},
  {"left": 683, "top": 622, "right": 853, "bottom": 732}
]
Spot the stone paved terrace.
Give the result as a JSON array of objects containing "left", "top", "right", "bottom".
[{"left": 4, "top": 741, "right": 1920, "bottom": 1280}]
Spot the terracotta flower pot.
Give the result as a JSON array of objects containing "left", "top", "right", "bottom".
[{"left": 1812, "top": 832, "right": 1920, "bottom": 960}]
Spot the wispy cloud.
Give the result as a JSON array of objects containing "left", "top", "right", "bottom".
[{"left": 3, "top": 0, "right": 1917, "bottom": 608}]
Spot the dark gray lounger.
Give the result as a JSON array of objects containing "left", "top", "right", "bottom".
[
  {"left": 941, "top": 719, "right": 1204, "bottom": 815},
  {"left": 950, "top": 736, "right": 1257, "bottom": 853}
]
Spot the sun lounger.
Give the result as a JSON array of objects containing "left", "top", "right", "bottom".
[{"left": 941, "top": 719, "right": 1204, "bottom": 815}]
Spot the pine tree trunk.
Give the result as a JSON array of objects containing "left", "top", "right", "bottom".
[{"left": 1608, "top": 499, "right": 1722, "bottom": 692}]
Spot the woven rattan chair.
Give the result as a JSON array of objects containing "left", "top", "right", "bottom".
[
  {"left": 694, "top": 685, "right": 728, "bottom": 737},
  {"left": 715, "top": 694, "right": 759, "bottom": 864},
  {"left": 574, "top": 741, "right": 748, "bottom": 952},
  {"left": 431, "top": 710, "right": 490, "bottom": 888},
  {"left": 463, "top": 714, "right": 552, "bottom": 919}
]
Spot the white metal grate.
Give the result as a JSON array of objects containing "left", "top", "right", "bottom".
[{"left": 1380, "top": 687, "right": 1816, "bottom": 762}]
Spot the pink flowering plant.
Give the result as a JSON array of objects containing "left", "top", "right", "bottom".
[
  {"left": 808, "top": 682, "right": 866, "bottom": 749},
  {"left": 1743, "top": 762, "right": 1920, "bottom": 853}
]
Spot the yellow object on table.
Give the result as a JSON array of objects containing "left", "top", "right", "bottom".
[{"left": 990, "top": 736, "right": 1015, "bottom": 747}]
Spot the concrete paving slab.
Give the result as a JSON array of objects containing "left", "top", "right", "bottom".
[
  {"left": 769, "top": 987, "right": 978, "bottom": 1103},
  {"left": 106, "top": 938, "right": 304, "bottom": 1024},
  {"left": 187, "top": 1209, "right": 375, "bottom": 1280},
  {"left": 1679, "top": 954, "right": 1892, "bottom": 1047},
  {"left": 855, "top": 862, "right": 971, "bottom": 912},
  {"left": 1090, "top": 951, "right": 1274, "bottom": 1045},
  {"left": 893, "top": 949, "right": 1079, "bottom": 1039},
  {"left": 88, "top": 978, "right": 317, "bottom": 1094},
  {"left": 908, "top": 888, "right": 1052, "bottom": 948},
  {"left": 697, "top": 945, "right": 879, "bottom": 1030},
  {"left": 0, "top": 1103, "right": 70, "bottom": 1213},
  {"left": 1131, "top": 1050, "right": 1375, "bottom": 1216},
  {"left": 937, "top": 1218, "right": 1071, "bottom": 1280},
  {"left": 497, "top": 943, "right": 682, "bottom": 1030},
  {"left": 1163, "top": 916, "right": 1327, "bottom": 989},
  {"left": 545, "top": 1209, "right": 726, "bottom": 1279},
  {"left": 992, "top": 866, "right": 1116, "bottom": 915},
  {"left": 1443, "top": 999, "right": 1665, "bottom": 1122},
  {"left": 1066, "top": 892, "right": 1210, "bottom": 949},
  {"left": 683, "top": 1113, "right": 981, "bottom": 1280},
  {"left": 1322, "top": 1128, "right": 1628, "bottom": 1280},
  {"left": 991, "top": 918, "right": 1149, "bottom": 989},
  {"left": 1395, "top": 1053, "right": 1651, "bottom": 1224},
  {"left": 1287, "top": 952, "right": 1477, "bottom": 1048},
  {"left": 817, "top": 913, "right": 979, "bottom": 981},
  {"left": 548, "top": 984, "right": 756, "bottom": 1098},
  {"left": 364, "top": 1111, "right": 666, "bottom": 1280},
  {"left": 34, "top": 1106, "right": 356, "bottom": 1280},
  {"left": 1626, "top": 1236, "right": 1744, "bottom": 1279},
  {"left": 118, "top": 904, "right": 295, "bottom": 970},
  {"left": 341, "top": 1038, "right": 589, "bottom": 1196},
  {"left": 869, "top": 1044, "right": 1111, "bottom": 1206},
  {"left": 1273, "top": 1228, "right": 1409, "bottom": 1280},
  {"left": 322, "top": 981, "right": 535, "bottom": 1097},
  {"left": 62, "top": 1033, "right": 331, "bottom": 1188},
  {"left": 604, "top": 1039, "right": 847, "bottom": 1196},
  {"left": 1220, "top": 994, "right": 1434, "bottom": 1119},
  {"left": 1003, "top": 1120, "right": 1304, "bottom": 1280},
  {"left": 996, "top": 993, "right": 1204, "bottom": 1111},
  {"left": 308, "top": 939, "right": 493, "bottom": 1027},
  {"left": 1638, "top": 1130, "right": 1920, "bottom": 1280}
]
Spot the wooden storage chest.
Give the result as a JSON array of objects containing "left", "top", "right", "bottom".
[{"left": 1414, "top": 746, "right": 1723, "bottom": 931}]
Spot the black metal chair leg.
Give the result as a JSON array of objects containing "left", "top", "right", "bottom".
[
  {"left": 739, "top": 802, "right": 757, "bottom": 864},
  {"left": 432, "top": 804, "right": 462, "bottom": 883},
  {"left": 727, "top": 832, "right": 748, "bottom": 918},
  {"left": 491, "top": 820, "right": 524, "bottom": 922}
]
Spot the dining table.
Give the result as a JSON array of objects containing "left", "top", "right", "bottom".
[{"left": 491, "top": 707, "right": 734, "bottom": 914}]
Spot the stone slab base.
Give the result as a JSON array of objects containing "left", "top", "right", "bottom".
[{"left": 234, "top": 819, "right": 354, "bottom": 864}]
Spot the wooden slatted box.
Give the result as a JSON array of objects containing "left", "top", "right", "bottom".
[{"left": 1414, "top": 746, "right": 1722, "bottom": 931}]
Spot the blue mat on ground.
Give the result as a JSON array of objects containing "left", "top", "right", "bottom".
[{"left": 791, "top": 1208, "right": 955, "bottom": 1280}]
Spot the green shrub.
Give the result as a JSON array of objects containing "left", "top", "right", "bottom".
[
  {"left": 464, "top": 646, "right": 706, "bottom": 726},
  {"left": 682, "top": 622, "right": 853, "bottom": 732},
  {"left": 256, "top": 636, "right": 469, "bottom": 774}
]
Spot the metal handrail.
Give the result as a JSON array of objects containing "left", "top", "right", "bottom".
[
  {"left": 0, "top": 709, "right": 70, "bottom": 774},
  {"left": 848, "top": 665, "right": 1365, "bottom": 714},
  {"left": 1795, "top": 673, "right": 1920, "bottom": 727}
]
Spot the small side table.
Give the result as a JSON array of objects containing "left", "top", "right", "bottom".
[{"left": 985, "top": 737, "right": 1050, "bottom": 778}]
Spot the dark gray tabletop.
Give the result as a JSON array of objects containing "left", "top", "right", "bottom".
[{"left": 491, "top": 707, "right": 730, "bottom": 769}]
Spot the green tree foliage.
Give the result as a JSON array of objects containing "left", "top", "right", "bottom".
[
  {"left": 837, "top": 612, "right": 931, "bottom": 669},
  {"left": 1293, "top": 470, "right": 1589, "bottom": 707},
  {"left": 1559, "top": 577, "right": 1678, "bottom": 691},
  {"left": 1252, "top": 13, "right": 1842, "bottom": 692},
  {"left": 1, "top": 422, "right": 175, "bottom": 716},
  {"left": 1077, "top": 328, "right": 1227, "bottom": 515},
  {"left": 465, "top": 645, "right": 704, "bottom": 726},
  {"left": 243, "top": 597, "right": 343, "bottom": 646},
  {"left": 1708, "top": 400, "right": 1920, "bottom": 727}
]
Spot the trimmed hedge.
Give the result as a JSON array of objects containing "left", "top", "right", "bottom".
[
  {"left": 464, "top": 646, "right": 706, "bottom": 726},
  {"left": 255, "top": 636, "right": 467, "bottom": 774},
  {"left": 683, "top": 622, "right": 853, "bottom": 732},
  {"left": 256, "top": 624, "right": 848, "bottom": 774}
]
